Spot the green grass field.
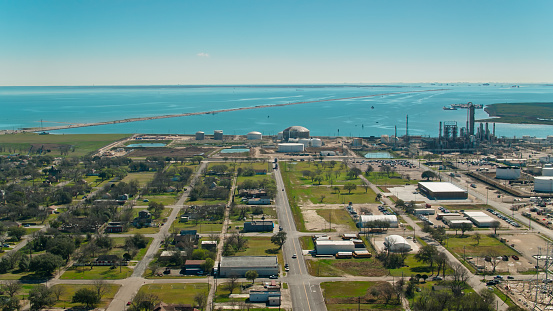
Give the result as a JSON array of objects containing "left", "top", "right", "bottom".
[
  {"left": 364, "top": 172, "right": 418, "bottom": 185},
  {"left": 61, "top": 265, "right": 133, "bottom": 280},
  {"left": 299, "top": 236, "right": 315, "bottom": 250},
  {"left": 321, "top": 281, "right": 402, "bottom": 311},
  {"left": 306, "top": 258, "right": 387, "bottom": 277},
  {"left": 170, "top": 221, "right": 224, "bottom": 234},
  {"left": 0, "top": 133, "right": 131, "bottom": 157},
  {"left": 121, "top": 172, "right": 156, "bottom": 187},
  {"left": 137, "top": 283, "right": 209, "bottom": 304},
  {"left": 445, "top": 234, "right": 518, "bottom": 257},
  {"left": 315, "top": 208, "right": 357, "bottom": 231},
  {"left": 50, "top": 284, "right": 120, "bottom": 309}
]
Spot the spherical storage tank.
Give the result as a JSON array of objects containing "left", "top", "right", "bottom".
[
  {"left": 495, "top": 167, "right": 521, "bottom": 180},
  {"left": 384, "top": 235, "right": 412, "bottom": 253},
  {"left": 534, "top": 176, "right": 553, "bottom": 192},
  {"left": 195, "top": 131, "right": 205, "bottom": 140},
  {"left": 311, "top": 138, "right": 322, "bottom": 147},
  {"left": 247, "top": 131, "right": 262, "bottom": 140}
]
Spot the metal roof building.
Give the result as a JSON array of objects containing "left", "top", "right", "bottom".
[
  {"left": 384, "top": 235, "right": 412, "bottom": 253},
  {"left": 463, "top": 211, "right": 497, "bottom": 227},
  {"left": 219, "top": 256, "right": 278, "bottom": 277},
  {"left": 358, "top": 215, "right": 398, "bottom": 228},
  {"left": 418, "top": 182, "right": 468, "bottom": 200},
  {"left": 315, "top": 240, "right": 356, "bottom": 255}
]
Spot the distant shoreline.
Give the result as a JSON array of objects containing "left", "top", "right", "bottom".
[
  {"left": 477, "top": 102, "right": 553, "bottom": 125},
  {"left": 19, "top": 89, "right": 448, "bottom": 133}
]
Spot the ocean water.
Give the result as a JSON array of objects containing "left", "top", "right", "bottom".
[{"left": 1, "top": 84, "right": 552, "bottom": 138}]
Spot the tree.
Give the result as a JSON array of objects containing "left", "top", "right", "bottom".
[
  {"left": 343, "top": 182, "right": 357, "bottom": 194},
  {"left": 347, "top": 168, "right": 362, "bottom": 179},
  {"left": 93, "top": 280, "right": 109, "bottom": 299},
  {"left": 194, "top": 292, "right": 208, "bottom": 311},
  {"left": 488, "top": 250, "right": 501, "bottom": 273},
  {"left": 201, "top": 258, "right": 215, "bottom": 274},
  {"left": 29, "top": 253, "right": 63, "bottom": 275},
  {"left": 271, "top": 231, "right": 287, "bottom": 249},
  {"left": 226, "top": 275, "right": 239, "bottom": 294},
  {"left": 414, "top": 245, "right": 438, "bottom": 275},
  {"left": 192, "top": 156, "right": 204, "bottom": 165},
  {"left": 460, "top": 223, "right": 473, "bottom": 236},
  {"left": 472, "top": 233, "right": 482, "bottom": 245},
  {"left": 490, "top": 221, "right": 500, "bottom": 235},
  {"left": 29, "top": 285, "right": 56, "bottom": 311},
  {"left": 365, "top": 165, "right": 374, "bottom": 176},
  {"left": 7, "top": 227, "right": 26, "bottom": 241},
  {"left": 51, "top": 285, "right": 64, "bottom": 301},
  {"left": 449, "top": 262, "right": 470, "bottom": 296},
  {"left": 72, "top": 288, "right": 100, "bottom": 308},
  {"left": 2, "top": 280, "right": 22, "bottom": 298},
  {"left": 128, "top": 292, "right": 160, "bottom": 311},
  {"left": 421, "top": 170, "right": 437, "bottom": 181},
  {"left": 245, "top": 270, "right": 259, "bottom": 284}
]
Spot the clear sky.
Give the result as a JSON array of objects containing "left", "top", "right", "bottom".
[{"left": 1, "top": 0, "right": 552, "bottom": 85}]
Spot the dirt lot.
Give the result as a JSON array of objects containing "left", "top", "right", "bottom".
[
  {"left": 499, "top": 232, "right": 549, "bottom": 272},
  {"left": 302, "top": 203, "right": 356, "bottom": 233}
]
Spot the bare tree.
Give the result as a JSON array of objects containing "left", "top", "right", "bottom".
[
  {"left": 488, "top": 250, "right": 501, "bottom": 273},
  {"left": 226, "top": 275, "right": 240, "bottom": 294},
  {"left": 52, "top": 286, "right": 64, "bottom": 301},
  {"left": 2, "top": 280, "right": 22, "bottom": 298},
  {"left": 449, "top": 263, "right": 469, "bottom": 296},
  {"left": 194, "top": 292, "right": 208, "bottom": 311},
  {"left": 93, "top": 279, "right": 109, "bottom": 299}
]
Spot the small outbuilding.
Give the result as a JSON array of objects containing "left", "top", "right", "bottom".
[
  {"left": 384, "top": 235, "right": 412, "bottom": 253},
  {"left": 315, "top": 240, "right": 356, "bottom": 255}
]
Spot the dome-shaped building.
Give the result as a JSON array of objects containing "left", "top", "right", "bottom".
[
  {"left": 247, "top": 131, "right": 262, "bottom": 140},
  {"left": 283, "top": 126, "right": 310, "bottom": 141}
]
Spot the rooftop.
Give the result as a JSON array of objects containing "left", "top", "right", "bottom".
[
  {"left": 220, "top": 256, "right": 278, "bottom": 268},
  {"left": 418, "top": 182, "right": 467, "bottom": 193}
]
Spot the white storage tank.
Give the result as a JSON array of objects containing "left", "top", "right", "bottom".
[
  {"left": 298, "top": 138, "right": 311, "bottom": 147},
  {"left": 534, "top": 176, "right": 553, "bottom": 192},
  {"left": 311, "top": 138, "right": 322, "bottom": 147},
  {"left": 195, "top": 131, "right": 205, "bottom": 140},
  {"left": 384, "top": 235, "right": 411, "bottom": 253},
  {"left": 543, "top": 164, "right": 553, "bottom": 176},
  {"left": 495, "top": 167, "right": 521, "bottom": 180},
  {"left": 277, "top": 132, "right": 283, "bottom": 140},
  {"left": 247, "top": 131, "right": 262, "bottom": 140},
  {"left": 277, "top": 143, "right": 304, "bottom": 153}
]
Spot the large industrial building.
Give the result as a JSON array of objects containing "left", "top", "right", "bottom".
[
  {"left": 282, "top": 126, "right": 310, "bottom": 140},
  {"left": 384, "top": 235, "right": 412, "bottom": 253},
  {"left": 315, "top": 240, "right": 356, "bottom": 255},
  {"left": 463, "top": 211, "right": 497, "bottom": 227},
  {"left": 495, "top": 167, "right": 521, "bottom": 180},
  {"left": 417, "top": 182, "right": 468, "bottom": 200},
  {"left": 218, "top": 256, "right": 279, "bottom": 277},
  {"left": 358, "top": 215, "right": 398, "bottom": 228},
  {"left": 534, "top": 176, "right": 553, "bottom": 192}
]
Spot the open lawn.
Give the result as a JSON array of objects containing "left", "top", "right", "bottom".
[
  {"left": 234, "top": 236, "right": 279, "bottom": 257},
  {"left": 321, "top": 281, "right": 403, "bottom": 311},
  {"left": 215, "top": 282, "right": 250, "bottom": 303},
  {"left": 294, "top": 185, "right": 379, "bottom": 204},
  {"left": 445, "top": 234, "right": 519, "bottom": 257},
  {"left": 137, "top": 194, "right": 179, "bottom": 206},
  {"left": 281, "top": 161, "right": 365, "bottom": 186},
  {"left": 61, "top": 265, "right": 133, "bottom": 280},
  {"left": 171, "top": 221, "right": 224, "bottom": 234},
  {"left": 306, "top": 258, "right": 387, "bottom": 277},
  {"left": 50, "top": 284, "right": 120, "bottom": 309},
  {"left": 104, "top": 237, "right": 153, "bottom": 261},
  {"left": 121, "top": 172, "right": 156, "bottom": 187},
  {"left": 364, "top": 172, "right": 418, "bottom": 185},
  {"left": 0, "top": 133, "right": 131, "bottom": 157},
  {"left": 315, "top": 208, "right": 357, "bottom": 231},
  {"left": 299, "top": 236, "right": 315, "bottom": 250},
  {"left": 138, "top": 283, "right": 209, "bottom": 304}
]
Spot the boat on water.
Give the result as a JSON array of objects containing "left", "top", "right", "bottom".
[{"left": 443, "top": 106, "right": 457, "bottom": 110}]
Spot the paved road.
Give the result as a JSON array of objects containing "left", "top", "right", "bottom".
[{"left": 274, "top": 166, "right": 327, "bottom": 311}]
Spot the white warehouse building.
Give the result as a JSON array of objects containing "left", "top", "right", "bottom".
[
  {"left": 219, "top": 256, "right": 278, "bottom": 277},
  {"left": 278, "top": 143, "right": 304, "bottom": 153},
  {"left": 534, "top": 176, "right": 553, "bottom": 192},
  {"left": 315, "top": 240, "right": 356, "bottom": 255},
  {"left": 358, "top": 215, "right": 398, "bottom": 228},
  {"left": 495, "top": 167, "right": 521, "bottom": 180},
  {"left": 384, "top": 235, "right": 412, "bottom": 253},
  {"left": 463, "top": 211, "right": 498, "bottom": 227}
]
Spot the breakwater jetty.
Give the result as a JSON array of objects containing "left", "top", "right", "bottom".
[{"left": 22, "top": 89, "right": 447, "bottom": 133}]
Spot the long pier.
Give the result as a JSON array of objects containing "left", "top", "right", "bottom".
[{"left": 23, "top": 89, "right": 448, "bottom": 132}]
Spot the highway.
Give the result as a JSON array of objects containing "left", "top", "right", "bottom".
[{"left": 274, "top": 165, "right": 327, "bottom": 311}]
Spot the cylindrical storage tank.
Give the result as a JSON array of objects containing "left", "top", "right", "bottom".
[
  {"left": 543, "top": 167, "right": 553, "bottom": 176},
  {"left": 298, "top": 138, "right": 311, "bottom": 147},
  {"left": 283, "top": 126, "right": 310, "bottom": 140},
  {"left": 527, "top": 165, "right": 541, "bottom": 175},
  {"left": 311, "top": 138, "right": 322, "bottom": 147},
  {"left": 277, "top": 131, "right": 283, "bottom": 140},
  {"left": 214, "top": 130, "right": 223, "bottom": 140},
  {"left": 277, "top": 143, "right": 304, "bottom": 153},
  {"left": 352, "top": 138, "right": 363, "bottom": 147},
  {"left": 534, "top": 177, "right": 553, "bottom": 192},
  {"left": 195, "top": 131, "right": 205, "bottom": 140},
  {"left": 247, "top": 131, "right": 262, "bottom": 140},
  {"left": 384, "top": 235, "right": 411, "bottom": 253},
  {"left": 495, "top": 167, "right": 521, "bottom": 180},
  {"left": 380, "top": 135, "right": 389, "bottom": 143}
]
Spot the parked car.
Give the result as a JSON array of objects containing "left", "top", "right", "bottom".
[
  {"left": 432, "top": 276, "right": 443, "bottom": 281},
  {"left": 512, "top": 255, "right": 519, "bottom": 260},
  {"left": 507, "top": 276, "right": 515, "bottom": 280},
  {"left": 269, "top": 275, "right": 278, "bottom": 279}
]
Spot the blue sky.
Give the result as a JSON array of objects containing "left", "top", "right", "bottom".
[{"left": 1, "top": 0, "right": 552, "bottom": 85}]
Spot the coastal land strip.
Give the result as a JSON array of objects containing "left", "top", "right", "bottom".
[
  {"left": 18, "top": 89, "right": 448, "bottom": 133},
  {"left": 478, "top": 102, "right": 553, "bottom": 125}
]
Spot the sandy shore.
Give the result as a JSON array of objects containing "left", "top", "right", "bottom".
[{"left": 20, "top": 89, "right": 447, "bottom": 133}]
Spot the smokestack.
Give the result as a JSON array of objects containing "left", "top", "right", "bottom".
[
  {"left": 439, "top": 121, "right": 442, "bottom": 139},
  {"left": 468, "top": 102, "right": 475, "bottom": 136}
]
